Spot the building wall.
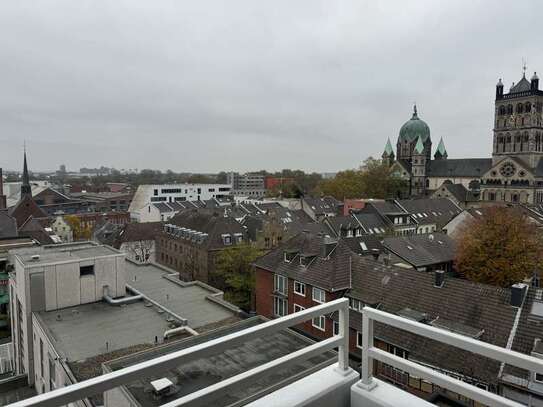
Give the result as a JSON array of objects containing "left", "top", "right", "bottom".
[{"left": 156, "top": 235, "right": 211, "bottom": 284}]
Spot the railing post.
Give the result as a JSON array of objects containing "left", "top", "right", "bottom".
[
  {"left": 360, "top": 309, "right": 377, "bottom": 390},
  {"left": 337, "top": 300, "right": 350, "bottom": 372}
]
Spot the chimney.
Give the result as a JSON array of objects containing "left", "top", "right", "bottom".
[
  {"left": 0, "top": 168, "right": 5, "bottom": 209},
  {"left": 434, "top": 270, "right": 445, "bottom": 288},
  {"left": 511, "top": 283, "right": 528, "bottom": 307}
]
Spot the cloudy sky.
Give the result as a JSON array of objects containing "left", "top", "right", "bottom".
[{"left": 0, "top": 1, "right": 541, "bottom": 173}]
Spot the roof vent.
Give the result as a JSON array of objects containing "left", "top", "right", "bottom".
[
  {"left": 151, "top": 378, "right": 174, "bottom": 397},
  {"left": 31, "top": 254, "right": 40, "bottom": 261}
]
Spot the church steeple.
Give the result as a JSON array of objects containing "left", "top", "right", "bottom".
[
  {"left": 434, "top": 137, "right": 448, "bottom": 160},
  {"left": 20, "top": 148, "right": 32, "bottom": 199},
  {"left": 382, "top": 138, "right": 395, "bottom": 166}
]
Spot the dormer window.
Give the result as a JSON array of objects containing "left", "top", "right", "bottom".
[
  {"left": 300, "top": 256, "right": 309, "bottom": 267},
  {"left": 222, "top": 234, "right": 232, "bottom": 245},
  {"left": 284, "top": 250, "right": 298, "bottom": 263},
  {"left": 233, "top": 233, "right": 243, "bottom": 243}
]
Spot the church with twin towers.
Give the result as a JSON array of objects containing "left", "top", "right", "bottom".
[{"left": 382, "top": 66, "right": 543, "bottom": 204}]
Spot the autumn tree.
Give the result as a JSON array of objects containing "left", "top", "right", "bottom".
[
  {"left": 65, "top": 215, "right": 92, "bottom": 241},
  {"left": 215, "top": 243, "right": 264, "bottom": 312},
  {"left": 318, "top": 158, "right": 408, "bottom": 200},
  {"left": 455, "top": 207, "right": 543, "bottom": 287}
]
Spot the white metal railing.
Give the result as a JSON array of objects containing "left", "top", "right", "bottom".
[
  {"left": 8, "top": 298, "right": 350, "bottom": 407},
  {"left": 361, "top": 306, "right": 543, "bottom": 407}
]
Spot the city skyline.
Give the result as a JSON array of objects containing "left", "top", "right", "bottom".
[{"left": 1, "top": 1, "right": 542, "bottom": 172}]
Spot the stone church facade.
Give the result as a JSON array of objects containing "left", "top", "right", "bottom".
[{"left": 382, "top": 68, "right": 543, "bottom": 204}]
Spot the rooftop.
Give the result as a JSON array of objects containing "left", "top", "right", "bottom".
[
  {"left": 104, "top": 317, "right": 337, "bottom": 407},
  {"left": 14, "top": 243, "right": 121, "bottom": 266},
  {"left": 125, "top": 261, "right": 239, "bottom": 329}
]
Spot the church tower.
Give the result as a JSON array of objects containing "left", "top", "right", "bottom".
[
  {"left": 381, "top": 138, "right": 395, "bottom": 166},
  {"left": 411, "top": 136, "right": 427, "bottom": 195},
  {"left": 20, "top": 149, "right": 32, "bottom": 200},
  {"left": 434, "top": 138, "right": 448, "bottom": 160},
  {"left": 396, "top": 105, "right": 432, "bottom": 164},
  {"left": 493, "top": 68, "right": 543, "bottom": 169}
]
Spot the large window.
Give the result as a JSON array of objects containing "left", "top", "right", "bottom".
[
  {"left": 274, "top": 274, "right": 288, "bottom": 295},
  {"left": 312, "top": 315, "right": 326, "bottom": 331},
  {"left": 312, "top": 287, "right": 325, "bottom": 303},
  {"left": 294, "top": 281, "right": 305, "bottom": 296},
  {"left": 273, "top": 296, "right": 287, "bottom": 317}
]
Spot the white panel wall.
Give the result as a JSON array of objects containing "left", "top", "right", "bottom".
[
  {"left": 115, "top": 257, "right": 126, "bottom": 296},
  {"left": 94, "top": 258, "right": 117, "bottom": 298},
  {"left": 80, "top": 275, "right": 96, "bottom": 304},
  {"left": 56, "top": 263, "right": 80, "bottom": 309},
  {"left": 44, "top": 265, "right": 58, "bottom": 311}
]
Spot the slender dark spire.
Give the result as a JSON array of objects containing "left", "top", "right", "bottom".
[{"left": 20, "top": 146, "right": 32, "bottom": 199}]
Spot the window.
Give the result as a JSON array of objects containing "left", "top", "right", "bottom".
[
  {"left": 349, "top": 298, "right": 363, "bottom": 312},
  {"left": 294, "top": 281, "right": 306, "bottom": 296},
  {"left": 312, "top": 287, "right": 325, "bottom": 303},
  {"left": 274, "top": 274, "right": 287, "bottom": 295},
  {"left": 284, "top": 251, "right": 297, "bottom": 263},
  {"left": 293, "top": 304, "right": 304, "bottom": 313},
  {"left": 312, "top": 315, "right": 326, "bottom": 331},
  {"left": 536, "top": 373, "right": 543, "bottom": 383},
  {"left": 333, "top": 321, "right": 339, "bottom": 335},
  {"left": 356, "top": 331, "right": 363, "bottom": 349},
  {"left": 273, "top": 296, "right": 287, "bottom": 317},
  {"left": 80, "top": 265, "right": 94, "bottom": 277},
  {"left": 222, "top": 234, "right": 232, "bottom": 245}
]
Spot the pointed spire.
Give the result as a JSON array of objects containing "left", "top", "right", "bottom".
[
  {"left": 383, "top": 138, "right": 394, "bottom": 156},
  {"left": 20, "top": 146, "right": 32, "bottom": 199},
  {"left": 414, "top": 136, "right": 424, "bottom": 154},
  {"left": 434, "top": 137, "right": 448, "bottom": 159},
  {"left": 412, "top": 103, "right": 418, "bottom": 119}
]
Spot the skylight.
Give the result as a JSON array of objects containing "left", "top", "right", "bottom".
[{"left": 360, "top": 242, "right": 368, "bottom": 251}]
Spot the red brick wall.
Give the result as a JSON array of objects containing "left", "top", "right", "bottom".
[{"left": 255, "top": 268, "right": 274, "bottom": 317}]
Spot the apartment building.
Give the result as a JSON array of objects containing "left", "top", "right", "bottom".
[
  {"left": 254, "top": 230, "right": 541, "bottom": 405},
  {"left": 227, "top": 172, "right": 266, "bottom": 197},
  {"left": 7, "top": 242, "right": 241, "bottom": 403},
  {"left": 129, "top": 183, "right": 232, "bottom": 222}
]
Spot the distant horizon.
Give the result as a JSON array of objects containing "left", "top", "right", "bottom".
[{"left": 1, "top": 1, "right": 541, "bottom": 172}]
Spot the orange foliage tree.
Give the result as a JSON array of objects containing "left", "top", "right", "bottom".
[{"left": 455, "top": 207, "right": 543, "bottom": 287}]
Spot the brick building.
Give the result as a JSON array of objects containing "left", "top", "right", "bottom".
[
  {"left": 254, "top": 231, "right": 536, "bottom": 404},
  {"left": 156, "top": 209, "right": 247, "bottom": 287}
]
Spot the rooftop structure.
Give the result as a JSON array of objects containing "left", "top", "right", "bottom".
[{"left": 10, "top": 298, "right": 543, "bottom": 407}]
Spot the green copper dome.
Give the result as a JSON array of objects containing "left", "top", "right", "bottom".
[{"left": 398, "top": 105, "right": 431, "bottom": 144}]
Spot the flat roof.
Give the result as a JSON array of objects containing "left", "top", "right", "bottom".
[
  {"left": 106, "top": 317, "right": 336, "bottom": 407},
  {"left": 125, "top": 262, "right": 238, "bottom": 329},
  {"left": 37, "top": 301, "right": 172, "bottom": 362},
  {"left": 17, "top": 244, "right": 121, "bottom": 266}
]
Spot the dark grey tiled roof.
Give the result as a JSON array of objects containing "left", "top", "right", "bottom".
[
  {"left": 341, "top": 235, "right": 383, "bottom": 256},
  {"left": 168, "top": 209, "right": 246, "bottom": 250},
  {"left": 427, "top": 158, "right": 492, "bottom": 178},
  {"left": 303, "top": 196, "right": 341, "bottom": 215},
  {"left": 397, "top": 198, "right": 462, "bottom": 229},
  {"left": 325, "top": 215, "right": 360, "bottom": 236},
  {"left": 253, "top": 232, "right": 352, "bottom": 291},
  {"left": 368, "top": 200, "right": 406, "bottom": 215},
  {"left": 352, "top": 213, "right": 388, "bottom": 233},
  {"left": 342, "top": 256, "right": 519, "bottom": 385},
  {"left": 382, "top": 232, "right": 456, "bottom": 267}
]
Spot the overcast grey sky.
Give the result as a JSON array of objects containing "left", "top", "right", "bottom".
[{"left": 0, "top": 1, "right": 541, "bottom": 173}]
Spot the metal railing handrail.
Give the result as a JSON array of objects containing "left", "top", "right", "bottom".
[
  {"left": 9, "top": 298, "right": 350, "bottom": 407},
  {"left": 361, "top": 306, "right": 543, "bottom": 407}
]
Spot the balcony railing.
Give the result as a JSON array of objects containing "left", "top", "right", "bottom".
[
  {"left": 8, "top": 298, "right": 351, "bottom": 407},
  {"left": 360, "top": 306, "right": 543, "bottom": 407}
]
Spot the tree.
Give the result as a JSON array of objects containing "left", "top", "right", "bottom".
[
  {"left": 124, "top": 240, "right": 154, "bottom": 263},
  {"left": 317, "top": 158, "right": 408, "bottom": 200},
  {"left": 455, "top": 207, "right": 543, "bottom": 287},
  {"left": 215, "top": 244, "right": 264, "bottom": 312},
  {"left": 65, "top": 215, "right": 92, "bottom": 241}
]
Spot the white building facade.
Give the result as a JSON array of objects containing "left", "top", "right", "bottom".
[{"left": 129, "top": 183, "right": 232, "bottom": 222}]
